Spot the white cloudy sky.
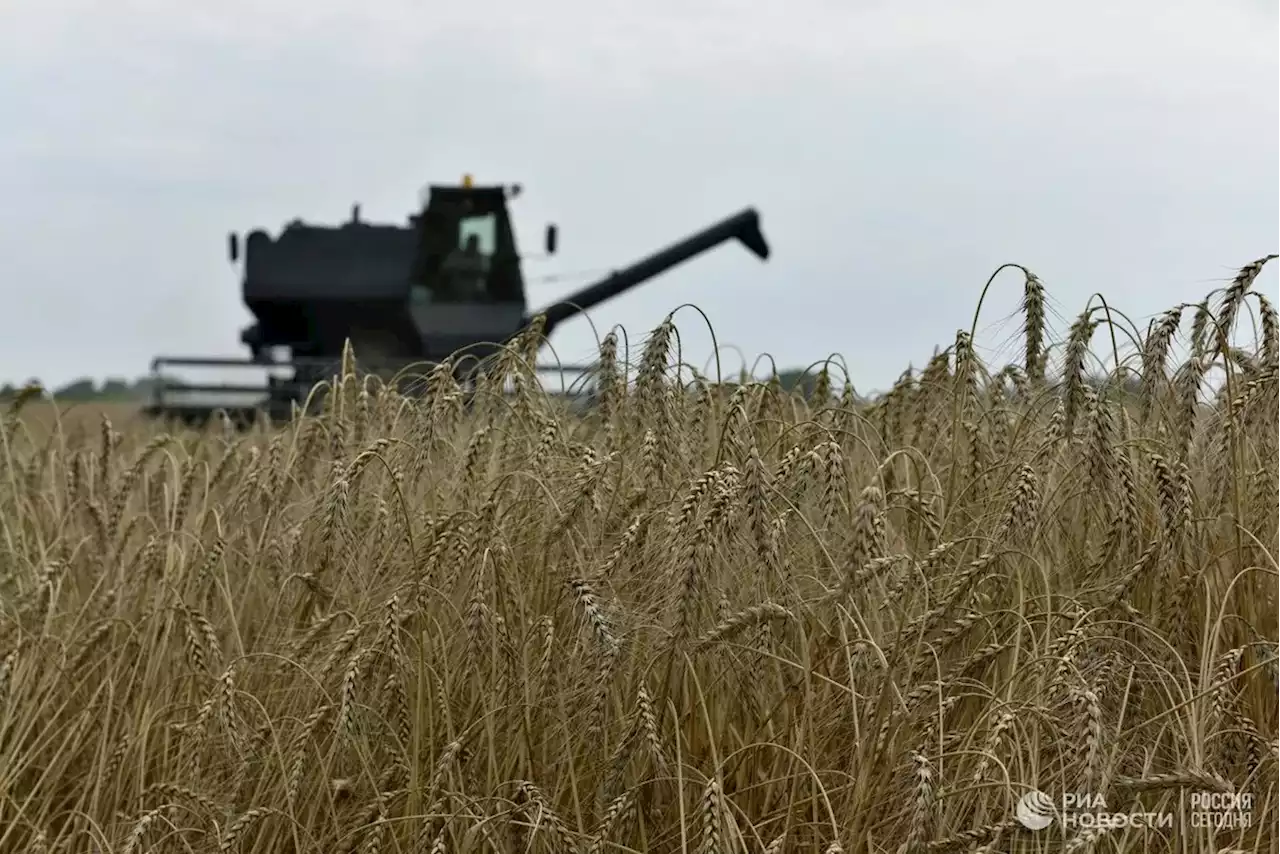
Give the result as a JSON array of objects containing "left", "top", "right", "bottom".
[{"left": 1, "top": 0, "right": 1276, "bottom": 393}]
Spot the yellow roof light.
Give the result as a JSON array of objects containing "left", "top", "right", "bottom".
[{"left": 461, "top": 173, "right": 474, "bottom": 188}]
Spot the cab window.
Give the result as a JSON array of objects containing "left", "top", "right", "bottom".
[{"left": 458, "top": 214, "right": 497, "bottom": 255}]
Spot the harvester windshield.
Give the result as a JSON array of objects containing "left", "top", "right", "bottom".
[
  {"left": 459, "top": 213, "right": 498, "bottom": 255},
  {"left": 438, "top": 230, "right": 493, "bottom": 302}
]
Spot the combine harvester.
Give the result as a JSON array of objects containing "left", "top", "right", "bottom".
[{"left": 145, "top": 176, "right": 771, "bottom": 426}]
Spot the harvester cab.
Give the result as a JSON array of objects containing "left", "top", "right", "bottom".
[{"left": 146, "top": 176, "right": 770, "bottom": 425}]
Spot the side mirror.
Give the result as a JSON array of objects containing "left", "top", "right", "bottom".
[
  {"left": 544, "top": 224, "right": 558, "bottom": 255},
  {"left": 228, "top": 232, "right": 240, "bottom": 263}
]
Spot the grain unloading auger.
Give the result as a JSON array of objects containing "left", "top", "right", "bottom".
[{"left": 144, "top": 177, "right": 771, "bottom": 426}]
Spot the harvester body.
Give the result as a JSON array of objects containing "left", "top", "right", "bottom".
[{"left": 146, "top": 178, "right": 770, "bottom": 424}]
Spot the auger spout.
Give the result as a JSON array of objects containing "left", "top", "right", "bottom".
[{"left": 528, "top": 207, "right": 769, "bottom": 339}]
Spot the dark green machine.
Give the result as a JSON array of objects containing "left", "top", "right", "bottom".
[{"left": 145, "top": 176, "right": 770, "bottom": 424}]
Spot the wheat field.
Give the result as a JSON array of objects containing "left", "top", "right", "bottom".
[{"left": 0, "top": 260, "right": 1276, "bottom": 854}]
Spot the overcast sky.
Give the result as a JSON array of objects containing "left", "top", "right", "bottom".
[{"left": 2, "top": 0, "right": 1276, "bottom": 393}]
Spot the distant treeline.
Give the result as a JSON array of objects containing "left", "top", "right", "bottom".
[
  {"left": 3, "top": 372, "right": 824, "bottom": 402},
  {"left": 0, "top": 377, "right": 164, "bottom": 402},
  {"left": 0, "top": 368, "right": 1141, "bottom": 403}
]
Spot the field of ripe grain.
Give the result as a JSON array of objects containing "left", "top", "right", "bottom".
[
  {"left": 5, "top": 400, "right": 145, "bottom": 437},
  {"left": 0, "top": 260, "right": 1276, "bottom": 854}
]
